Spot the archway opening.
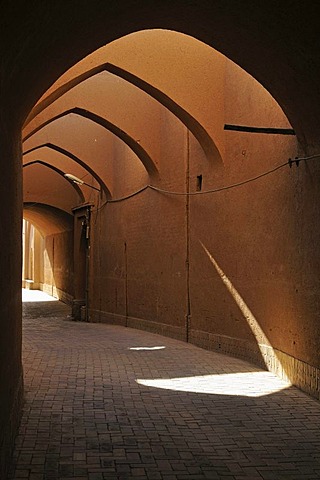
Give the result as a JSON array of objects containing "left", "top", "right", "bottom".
[
  {"left": 23, "top": 204, "right": 74, "bottom": 305},
  {"left": 2, "top": 6, "right": 320, "bottom": 479},
  {"left": 21, "top": 28, "right": 302, "bottom": 385}
]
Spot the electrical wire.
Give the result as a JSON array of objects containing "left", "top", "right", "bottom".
[
  {"left": 107, "top": 185, "right": 149, "bottom": 202},
  {"left": 91, "top": 153, "right": 320, "bottom": 208},
  {"left": 296, "top": 153, "right": 320, "bottom": 161},
  {"left": 91, "top": 185, "right": 149, "bottom": 212},
  {"left": 150, "top": 162, "right": 288, "bottom": 196}
]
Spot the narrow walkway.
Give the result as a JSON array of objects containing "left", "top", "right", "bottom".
[{"left": 8, "top": 292, "right": 320, "bottom": 479}]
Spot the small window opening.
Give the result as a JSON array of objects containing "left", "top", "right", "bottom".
[{"left": 196, "top": 174, "right": 203, "bottom": 191}]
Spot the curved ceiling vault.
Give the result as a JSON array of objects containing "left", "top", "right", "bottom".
[
  {"left": 23, "top": 204, "right": 74, "bottom": 237},
  {"left": 23, "top": 162, "right": 85, "bottom": 214},
  {"left": 23, "top": 160, "right": 85, "bottom": 203},
  {"left": 2, "top": 2, "right": 319, "bottom": 151},
  {"left": 31, "top": 29, "right": 292, "bottom": 155},
  {"left": 23, "top": 112, "right": 152, "bottom": 201},
  {"left": 23, "top": 143, "right": 110, "bottom": 197},
  {"left": 22, "top": 28, "right": 295, "bottom": 211},
  {"left": 23, "top": 108, "right": 159, "bottom": 180},
  {"left": 25, "top": 62, "right": 222, "bottom": 164},
  {"left": 22, "top": 30, "right": 237, "bottom": 210}
]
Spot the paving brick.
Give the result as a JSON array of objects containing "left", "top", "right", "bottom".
[{"left": 7, "top": 294, "right": 320, "bottom": 479}]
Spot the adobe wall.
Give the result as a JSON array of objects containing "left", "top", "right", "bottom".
[
  {"left": 88, "top": 58, "right": 320, "bottom": 400},
  {"left": 0, "top": 125, "right": 23, "bottom": 478},
  {"left": 90, "top": 108, "right": 188, "bottom": 338},
  {"left": 42, "top": 230, "right": 74, "bottom": 304},
  {"left": 188, "top": 63, "right": 320, "bottom": 397}
]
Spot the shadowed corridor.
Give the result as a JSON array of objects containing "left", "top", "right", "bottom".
[
  {"left": 7, "top": 291, "right": 320, "bottom": 479},
  {"left": 2, "top": 4, "right": 320, "bottom": 479}
]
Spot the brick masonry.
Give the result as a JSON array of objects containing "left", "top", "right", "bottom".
[
  {"left": 90, "top": 313, "right": 320, "bottom": 401},
  {"left": 8, "top": 296, "right": 320, "bottom": 479},
  {"left": 1, "top": 373, "right": 23, "bottom": 480},
  {"left": 90, "top": 309, "right": 185, "bottom": 341}
]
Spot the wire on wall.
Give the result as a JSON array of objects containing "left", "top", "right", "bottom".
[{"left": 92, "top": 153, "right": 320, "bottom": 210}]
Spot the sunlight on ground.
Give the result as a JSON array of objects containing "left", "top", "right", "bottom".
[
  {"left": 22, "top": 289, "right": 58, "bottom": 302},
  {"left": 129, "top": 346, "right": 166, "bottom": 351},
  {"left": 137, "top": 371, "right": 290, "bottom": 397}
]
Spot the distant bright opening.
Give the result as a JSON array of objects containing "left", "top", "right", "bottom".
[
  {"left": 137, "top": 371, "right": 290, "bottom": 397},
  {"left": 22, "top": 289, "right": 58, "bottom": 303}
]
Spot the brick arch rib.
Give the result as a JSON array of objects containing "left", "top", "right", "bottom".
[
  {"left": 23, "top": 108, "right": 159, "bottom": 179},
  {"left": 23, "top": 143, "right": 110, "bottom": 198},
  {"left": 23, "top": 159, "right": 85, "bottom": 203},
  {"left": 25, "top": 62, "right": 222, "bottom": 164}
]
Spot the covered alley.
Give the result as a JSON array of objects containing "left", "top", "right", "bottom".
[
  {"left": 2, "top": 3, "right": 320, "bottom": 479},
  {"left": 7, "top": 292, "right": 320, "bottom": 479}
]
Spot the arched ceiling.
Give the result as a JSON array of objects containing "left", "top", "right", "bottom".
[
  {"left": 24, "top": 107, "right": 159, "bottom": 178},
  {"left": 2, "top": 1, "right": 319, "bottom": 151},
  {"left": 23, "top": 204, "right": 73, "bottom": 237},
  {"left": 22, "top": 113, "right": 151, "bottom": 204},
  {"left": 24, "top": 144, "right": 110, "bottom": 197},
  {"left": 23, "top": 163, "right": 83, "bottom": 213},
  {"left": 23, "top": 160, "right": 85, "bottom": 203},
  {"left": 26, "top": 65, "right": 221, "bottom": 164},
  {"left": 20, "top": 27, "right": 293, "bottom": 219}
]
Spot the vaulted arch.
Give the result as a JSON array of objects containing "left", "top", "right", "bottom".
[
  {"left": 23, "top": 108, "right": 159, "bottom": 179},
  {"left": 24, "top": 143, "right": 110, "bottom": 197},
  {"left": 25, "top": 62, "right": 222, "bottom": 164},
  {"left": 5, "top": 3, "right": 318, "bottom": 149},
  {"left": 23, "top": 203, "right": 73, "bottom": 237},
  {"left": 23, "top": 160, "right": 85, "bottom": 203}
]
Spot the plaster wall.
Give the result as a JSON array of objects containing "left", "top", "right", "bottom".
[
  {"left": 188, "top": 61, "right": 298, "bottom": 359},
  {"left": 90, "top": 108, "right": 188, "bottom": 337},
  {"left": 22, "top": 221, "right": 44, "bottom": 289},
  {"left": 42, "top": 231, "right": 74, "bottom": 303},
  {"left": 86, "top": 55, "right": 320, "bottom": 398}
]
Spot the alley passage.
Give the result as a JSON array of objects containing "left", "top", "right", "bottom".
[{"left": 8, "top": 292, "right": 320, "bottom": 479}]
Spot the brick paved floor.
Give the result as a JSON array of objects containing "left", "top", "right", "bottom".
[{"left": 7, "top": 291, "right": 320, "bottom": 479}]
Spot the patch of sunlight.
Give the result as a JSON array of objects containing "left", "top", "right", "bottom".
[
  {"left": 137, "top": 371, "right": 290, "bottom": 397},
  {"left": 22, "top": 288, "right": 58, "bottom": 302},
  {"left": 129, "top": 346, "right": 166, "bottom": 351}
]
